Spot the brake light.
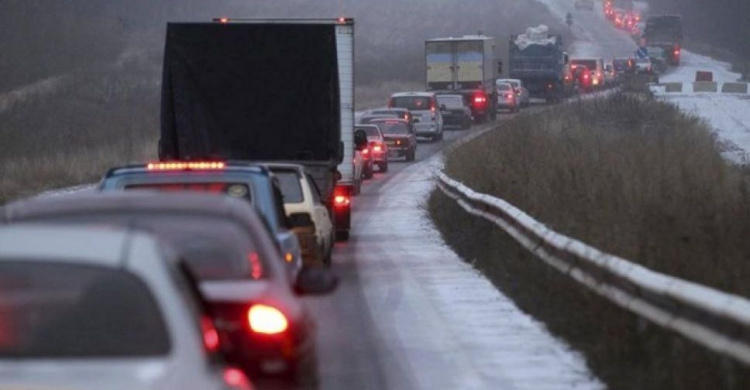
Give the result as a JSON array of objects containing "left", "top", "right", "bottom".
[
  {"left": 248, "top": 305, "right": 288, "bottom": 334},
  {"left": 201, "top": 316, "right": 220, "bottom": 353},
  {"left": 473, "top": 95, "right": 486, "bottom": 104},
  {"left": 583, "top": 74, "right": 589, "bottom": 79},
  {"left": 372, "top": 145, "right": 383, "bottom": 152},
  {"left": 216, "top": 17, "right": 229, "bottom": 24},
  {"left": 674, "top": 49, "right": 680, "bottom": 56},
  {"left": 223, "top": 367, "right": 252, "bottom": 390},
  {"left": 395, "top": 139, "right": 402, "bottom": 146},
  {"left": 361, "top": 148, "right": 370, "bottom": 155},
  {"left": 248, "top": 252, "right": 262, "bottom": 279},
  {"left": 505, "top": 93, "right": 514, "bottom": 99},
  {"left": 334, "top": 195, "right": 350, "bottom": 207},
  {"left": 146, "top": 162, "right": 225, "bottom": 171}
]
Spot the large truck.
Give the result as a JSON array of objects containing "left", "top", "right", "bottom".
[
  {"left": 425, "top": 36, "right": 498, "bottom": 122},
  {"left": 643, "top": 15, "right": 683, "bottom": 66},
  {"left": 159, "top": 18, "right": 363, "bottom": 240},
  {"left": 509, "top": 26, "right": 572, "bottom": 103}
]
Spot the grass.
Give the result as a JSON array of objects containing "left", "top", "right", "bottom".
[
  {"left": 0, "top": 64, "right": 159, "bottom": 204},
  {"left": 429, "top": 91, "right": 750, "bottom": 389}
]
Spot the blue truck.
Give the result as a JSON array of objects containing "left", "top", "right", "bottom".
[{"left": 509, "top": 26, "right": 573, "bottom": 103}]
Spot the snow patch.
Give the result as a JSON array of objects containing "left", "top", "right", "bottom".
[{"left": 514, "top": 25, "right": 557, "bottom": 50}]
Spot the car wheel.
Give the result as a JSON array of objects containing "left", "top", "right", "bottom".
[
  {"left": 336, "top": 230, "right": 350, "bottom": 241},
  {"left": 380, "top": 161, "right": 389, "bottom": 173},
  {"left": 364, "top": 164, "right": 373, "bottom": 180}
]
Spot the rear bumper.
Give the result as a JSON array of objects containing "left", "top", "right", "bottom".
[{"left": 414, "top": 123, "right": 439, "bottom": 136}]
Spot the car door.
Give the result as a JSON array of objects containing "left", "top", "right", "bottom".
[{"left": 306, "top": 173, "right": 333, "bottom": 251}]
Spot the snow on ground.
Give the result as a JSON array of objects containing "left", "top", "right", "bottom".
[
  {"left": 351, "top": 152, "right": 604, "bottom": 389},
  {"left": 655, "top": 50, "right": 750, "bottom": 163}
]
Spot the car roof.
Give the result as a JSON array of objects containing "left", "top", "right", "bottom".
[
  {"left": 105, "top": 161, "right": 269, "bottom": 179},
  {"left": 0, "top": 224, "right": 138, "bottom": 267},
  {"left": 436, "top": 94, "right": 463, "bottom": 98},
  {"left": 369, "top": 117, "right": 408, "bottom": 123},
  {"left": 390, "top": 91, "right": 434, "bottom": 98},
  {"left": 371, "top": 108, "right": 408, "bottom": 112}
]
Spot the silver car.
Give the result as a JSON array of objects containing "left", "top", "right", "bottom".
[
  {"left": 388, "top": 92, "right": 444, "bottom": 141},
  {"left": 497, "top": 78, "right": 530, "bottom": 107},
  {"left": 0, "top": 224, "right": 254, "bottom": 390}
]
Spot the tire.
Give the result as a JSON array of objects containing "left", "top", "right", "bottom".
[
  {"left": 363, "top": 164, "right": 373, "bottom": 180},
  {"left": 379, "top": 161, "right": 389, "bottom": 173},
  {"left": 336, "top": 230, "right": 349, "bottom": 241}
]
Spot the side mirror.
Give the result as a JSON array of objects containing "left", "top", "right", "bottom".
[
  {"left": 288, "top": 212, "right": 314, "bottom": 228},
  {"left": 295, "top": 266, "right": 338, "bottom": 295},
  {"left": 354, "top": 129, "right": 368, "bottom": 151}
]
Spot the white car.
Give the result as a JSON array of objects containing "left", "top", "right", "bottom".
[
  {"left": 634, "top": 57, "right": 653, "bottom": 74},
  {"left": 388, "top": 92, "right": 444, "bottom": 141},
  {"left": 0, "top": 224, "right": 253, "bottom": 390},
  {"left": 267, "top": 163, "right": 335, "bottom": 267},
  {"left": 497, "top": 78, "right": 530, "bottom": 107}
]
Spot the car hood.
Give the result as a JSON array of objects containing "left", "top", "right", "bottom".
[{"left": 0, "top": 359, "right": 176, "bottom": 390}]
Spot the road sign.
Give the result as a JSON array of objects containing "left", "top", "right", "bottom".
[{"left": 636, "top": 46, "right": 649, "bottom": 58}]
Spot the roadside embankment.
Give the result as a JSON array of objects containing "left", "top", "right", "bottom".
[{"left": 430, "top": 92, "right": 750, "bottom": 389}]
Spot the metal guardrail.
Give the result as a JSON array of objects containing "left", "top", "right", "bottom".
[{"left": 435, "top": 170, "right": 750, "bottom": 366}]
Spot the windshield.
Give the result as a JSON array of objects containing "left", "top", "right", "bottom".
[
  {"left": 374, "top": 121, "right": 410, "bottom": 135},
  {"left": 390, "top": 96, "right": 432, "bottom": 111},
  {"left": 437, "top": 95, "right": 464, "bottom": 108},
  {"left": 571, "top": 59, "right": 597, "bottom": 70},
  {"left": 126, "top": 182, "right": 251, "bottom": 201},
  {"left": 0, "top": 262, "right": 170, "bottom": 358}
]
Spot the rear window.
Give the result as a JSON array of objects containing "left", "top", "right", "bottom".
[
  {"left": 125, "top": 182, "right": 251, "bottom": 201},
  {"left": 390, "top": 96, "right": 432, "bottom": 111},
  {"left": 35, "top": 215, "right": 269, "bottom": 281},
  {"left": 374, "top": 121, "right": 410, "bottom": 135},
  {"left": 0, "top": 262, "right": 170, "bottom": 358},
  {"left": 274, "top": 170, "right": 304, "bottom": 204},
  {"left": 571, "top": 59, "right": 597, "bottom": 70},
  {"left": 358, "top": 127, "right": 381, "bottom": 137},
  {"left": 437, "top": 95, "right": 464, "bottom": 108},
  {"left": 496, "top": 83, "right": 512, "bottom": 91}
]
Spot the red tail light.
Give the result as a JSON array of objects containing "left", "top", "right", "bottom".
[
  {"left": 505, "top": 93, "right": 514, "bottom": 99},
  {"left": 334, "top": 195, "right": 350, "bottom": 207},
  {"left": 247, "top": 252, "right": 263, "bottom": 280},
  {"left": 674, "top": 49, "right": 680, "bottom": 56},
  {"left": 361, "top": 148, "right": 370, "bottom": 155},
  {"left": 248, "top": 305, "right": 288, "bottom": 335},
  {"left": 395, "top": 139, "right": 402, "bottom": 146},
  {"left": 201, "top": 316, "right": 220, "bottom": 353},
  {"left": 223, "top": 367, "right": 252, "bottom": 390},
  {"left": 147, "top": 161, "right": 225, "bottom": 171},
  {"left": 372, "top": 144, "right": 383, "bottom": 152}
]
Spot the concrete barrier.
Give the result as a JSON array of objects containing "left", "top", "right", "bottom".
[
  {"left": 721, "top": 82, "right": 749, "bottom": 94},
  {"left": 693, "top": 81, "right": 718, "bottom": 92},
  {"left": 663, "top": 82, "right": 683, "bottom": 93}
]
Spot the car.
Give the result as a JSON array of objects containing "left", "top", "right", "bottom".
[
  {"left": 264, "top": 163, "right": 336, "bottom": 267},
  {"left": 603, "top": 61, "right": 617, "bottom": 86},
  {"left": 434, "top": 94, "right": 471, "bottom": 130},
  {"left": 369, "top": 117, "right": 417, "bottom": 162},
  {"left": 359, "top": 113, "right": 398, "bottom": 125},
  {"left": 2, "top": 192, "right": 337, "bottom": 386},
  {"left": 497, "top": 78, "right": 530, "bottom": 107},
  {"left": 98, "top": 162, "right": 304, "bottom": 276},
  {"left": 0, "top": 224, "right": 254, "bottom": 390},
  {"left": 571, "top": 65, "right": 593, "bottom": 92},
  {"left": 367, "top": 108, "right": 414, "bottom": 124},
  {"left": 358, "top": 141, "right": 375, "bottom": 180},
  {"left": 388, "top": 92, "right": 444, "bottom": 141},
  {"left": 495, "top": 82, "right": 519, "bottom": 113},
  {"left": 634, "top": 57, "right": 653, "bottom": 74},
  {"left": 571, "top": 58, "right": 605, "bottom": 88},
  {"left": 356, "top": 124, "right": 389, "bottom": 172}
]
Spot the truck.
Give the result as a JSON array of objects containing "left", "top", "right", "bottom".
[
  {"left": 158, "top": 18, "right": 364, "bottom": 240},
  {"left": 509, "top": 25, "right": 573, "bottom": 103},
  {"left": 643, "top": 15, "right": 683, "bottom": 66},
  {"left": 425, "top": 35, "right": 498, "bottom": 122}
]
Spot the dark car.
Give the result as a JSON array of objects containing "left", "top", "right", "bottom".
[
  {"left": 436, "top": 94, "right": 472, "bottom": 129},
  {"left": 98, "top": 162, "right": 304, "bottom": 275},
  {"left": 369, "top": 117, "right": 417, "bottom": 162},
  {"left": 1, "top": 192, "right": 336, "bottom": 386}
]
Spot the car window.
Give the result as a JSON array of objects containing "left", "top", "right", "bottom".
[
  {"left": 437, "top": 96, "right": 464, "bottom": 107},
  {"left": 0, "top": 262, "right": 170, "bottom": 358},
  {"left": 274, "top": 170, "right": 304, "bottom": 204},
  {"left": 125, "top": 182, "right": 251, "bottom": 201},
  {"left": 571, "top": 59, "right": 598, "bottom": 70},
  {"left": 390, "top": 96, "right": 432, "bottom": 111},
  {"left": 305, "top": 174, "right": 323, "bottom": 204},
  {"left": 497, "top": 83, "right": 512, "bottom": 91},
  {"left": 374, "top": 121, "right": 410, "bottom": 135},
  {"left": 359, "top": 127, "right": 382, "bottom": 137}
]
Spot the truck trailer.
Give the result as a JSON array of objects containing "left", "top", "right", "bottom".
[
  {"left": 509, "top": 25, "right": 573, "bottom": 103},
  {"left": 425, "top": 35, "right": 498, "bottom": 122},
  {"left": 158, "top": 18, "right": 361, "bottom": 240}
]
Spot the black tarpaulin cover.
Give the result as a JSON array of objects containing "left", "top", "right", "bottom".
[{"left": 159, "top": 22, "right": 340, "bottom": 163}]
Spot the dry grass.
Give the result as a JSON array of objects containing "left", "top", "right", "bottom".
[
  {"left": 430, "top": 91, "right": 750, "bottom": 389},
  {"left": 0, "top": 65, "right": 159, "bottom": 204}
]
